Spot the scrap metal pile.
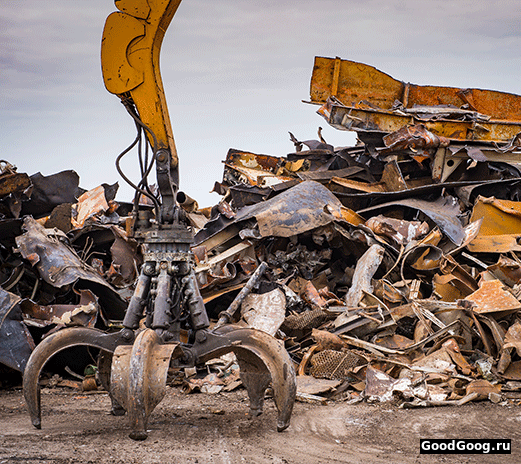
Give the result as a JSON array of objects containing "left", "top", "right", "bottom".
[{"left": 4, "top": 57, "right": 521, "bottom": 407}]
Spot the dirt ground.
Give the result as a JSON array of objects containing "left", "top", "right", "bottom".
[{"left": 1, "top": 386, "right": 520, "bottom": 464}]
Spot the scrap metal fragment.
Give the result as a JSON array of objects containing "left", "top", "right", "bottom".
[
  {"left": 235, "top": 180, "right": 344, "bottom": 238},
  {"left": 468, "top": 196, "right": 521, "bottom": 252},
  {"left": 466, "top": 380, "right": 501, "bottom": 400},
  {"left": 360, "top": 196, "right": 465, "bottom": 245},
  {"left": 382, "top": 124, "right": 450, "bottom": 152},
  {"left": 296, "top": 375, "right": 342, "bottom": 396},
  {"left": 15, "top": 217, "right": 126, "bottom": 319},
  {"left": 20, "top": 289, "right": 99, "bottom": 328},
  {"left": 71, "top": 185, "right": 109, "bottom": 228},
  {"left": 503, "top": 321, "right": 521, "bottom": 357},
  {"left": 310, "top": 57, "right": 521, "bottom": 142},
  {"left": 365, "top": 215, "right": 429, "bottom": 246},
  {"left": 344, "top": 244, "right": 385, "bottom": 308},
  {"left": 0, "top": 287, "right": 35, "bottom": 372},
  {"left": 241, "top": 288, "right": 286, "bottom": 336},
  {"left": 464, "top": 280, "right": 521, "bottom": 314},
  {"left": 309, "top": 57, "right": 521, "bottom": 122},
  {"left": 309, "top": 349, "right": 365, "bottom": 380},
  {"left": 21, "top": 170, "right": 82, "bottom": 218}
]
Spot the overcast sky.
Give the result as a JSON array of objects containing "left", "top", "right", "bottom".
[{"left": 2, "top": 0, "right": 521, "bottom": 207}]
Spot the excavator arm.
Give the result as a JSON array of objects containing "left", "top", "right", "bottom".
[{"left": 101, "top": 0, "right": 182, "bottom": 223}]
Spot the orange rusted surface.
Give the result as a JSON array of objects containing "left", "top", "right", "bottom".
[
  {"left": 468, "top": 196, "right": 521, "bottom": 252},
  {"left": 470, "top": 196, "right": 521, "bottom": 235},
  {"left": 311, "top": 57, "right": 521, "bottom": 142},
  {"left": 465, "top": 280, "right": 521, "bottom": 314},
  {"left": 310, "top": 57, "right": 521, "bottom": 121},
  {"left": 318, "top": 100, "right": 521, "bottom": 143}
]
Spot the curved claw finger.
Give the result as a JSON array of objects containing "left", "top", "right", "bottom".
[
  {"left": 23, "top": 328, "right": 126, "bottom": 429},
  {"left": 195, "top": 327, "right": 296, "bottom": 432}
]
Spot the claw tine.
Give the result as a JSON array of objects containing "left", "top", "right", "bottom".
[
  {"left": 23, "top": 327, "right": 121, "bottom": 429},
  {"left": 204, "top": 327, "right": 296, "bottom": 432}
]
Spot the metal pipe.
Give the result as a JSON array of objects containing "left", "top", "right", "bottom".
[{"left": 215, "top": 261, "right": 268, "bottom": 329}]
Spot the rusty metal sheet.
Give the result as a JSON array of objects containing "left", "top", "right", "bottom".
[
  {"left": 21, "top": 170, "right": 82, "bottom": 218},
  {"left": 344, "top": 244, "right": 384, "bottom": 308},
  {"left": 20, "top": 289, "right": 99, "bottom": 328},
  {"left": 326, "top": 204, "right": 365, "bottom": 226},
  {"left": 301, "top": 280, "right": 328, "bottom": 309},
  {"left": 464, "top": 280, "right": 521, "bottom": 314},
  {"left": 468, "top": 235, "right": 521, "bottom": 253},
  {"left": 468, "top": 195, "right": 521, "bottom": 252},
  {"left": 406, "top": 245, "right": 442, "bottom": 272},
  {"left": 225, "top": 149, "right": 281, "bottom": 172},
  {"left": 296, "top": 375, "right": 342, "bottom": 396},
  {"left": 71, "top": 185, "right": 109, "bottom": 229},
  {"left": 223, "top": 149, "right": 301, "bottom": 188},
  {"left": 380, "top": 160, "right": 408, "bottom": 192},
  {"left": 0, "top": 286, "right": 35, "bottom": 372},
  {"left": 0, "top": 161, "right": 30, "bottom": 196},
  {"left": 0, "top": 171, "right": 25, "bottom": 217},
  {"left": 310, "top": 57, "right": 521, "bottom": 122},
  {"left": 317, "top": 98, "right": 521, "bottom": 143},
  {"left": 330, "top": 177, "right": 388, "bottom": 194},
  {"left": 232, "top": 180, "right": 345, "bottom": 238},
  {"left": 503, "top": 321, "right": 521, "bottom": 357},
  {"left": 359, "top": 196, "right": 465, "bottom": 245},
  {"left": 433, "top": 146, "right": 521, "bottom": 183},
  {"left": 365, "top": 215, "right": 429, "bottom": 246},
  {"left": 15, "top": 217, "right": 126, "bottom": 320},
  {"left": 195, "top": 241, "right": 256, "bottom": 293},
  {"left": 466, "top": 380, "right": 501, "bottom": 400},
  {"left": 487, "top": 257, "right": 521, "bottom": 287},
  {"left": 297, "top": 166, "right": 364, "bottom": 182},
  {"left": 439, "top": 255, "right": 478, "bottom": 292},
  {"left": 382, "top": 124, "right": 450, "bottom": 152},
  {"left": 107, "top": 226, "right": 140, "bottom": 287},
  {"left": 502, "top": 361, "right": 521, "bottom": 381},
  {"left": 471, "top": 196, "right": 521, "bottom": 233},
  {"left": 241, "top": 288, "right": 286, "bottom": 336},
  {"left": 332, "top": 177, "right": 491, "bottom": 213},
  {"left": 224, "top": 163, "right": 294, "bottom": 188},
  {"left": 433, "top": 274, "right": 473, "bottom": 301}
]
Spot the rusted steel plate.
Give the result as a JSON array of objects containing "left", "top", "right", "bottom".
[
  {"left": 359, "top": 196, "right": 465, "bottom": 245},
  {"left": 20, "top": 289, "right": 99, "bottom": 328},
  {"left": 235, "top": 180, "right": 344, "bottom": 238},
  {"left": 224, "top": 163, "right": 294, "bottom": 187},
  {"left": 487, "top": 257, "right": 521, "bottom": 287},
  {"left": 310, "top": 57, "right": 521, "bottom": 122},
  {"left": 0, "top": 287, "right": 35, "bottom": 372},
  {"left": 464, "top": 280, "right": 521, "bottom": 314},
  {"left": 318, "top": 99, "right": 521, "bottom": 143},
  {"left": 15, "top": 217, "right": 126, "bottom": 319},
  {"left": 225, "top": 149, "right": 282, "bottom": 172},
  {"left": 0, "top": 172, "right": 31, "bottom": 199},
  {"left": 468, "top": 195, "right": 521, "bottom": 252},
  {"left": 21, "top": 170, "right": 81, "bottom": 218}
]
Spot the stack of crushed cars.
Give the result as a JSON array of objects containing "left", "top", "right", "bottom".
[{"left": 3, "top": 57, "right": 521, "bottom": 408}]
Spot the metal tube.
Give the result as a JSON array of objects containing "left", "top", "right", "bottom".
[{"left": 215, "top": 261, "right": 268, "bottom": 329}]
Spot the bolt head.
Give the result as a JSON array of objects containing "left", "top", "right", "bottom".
[{"left": 195, "top": 331, "right": 207, "bottom": 343}]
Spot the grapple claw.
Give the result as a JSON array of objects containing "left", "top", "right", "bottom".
[
  {"left": 23, "top": 327, "right": 128, "bottom": 429},
  {"left": 110, "top": 329, "right": 183, "bottom": 440},
  {"left": 193, "top": 327, "right": 296, "bottom": 432}
]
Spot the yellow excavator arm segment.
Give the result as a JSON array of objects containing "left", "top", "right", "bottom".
[{"left": 101, "top": 0, "right": 181, "bottom": 170}]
